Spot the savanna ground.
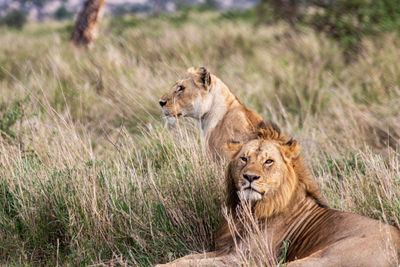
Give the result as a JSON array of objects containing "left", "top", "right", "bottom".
[{"left": 0, "top": 9, "right": 399, "bottom": 266}]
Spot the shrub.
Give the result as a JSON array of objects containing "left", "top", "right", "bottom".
[
  {"left": 0, "top": 98, "right": 26, "bottom": 142},
  {"left": 256, "top": 0, "right": 301, "bottom": 26},
  {"left": 256, "top": 0, "right": 400, "bottom": 54},
  {"left": 0, "top": 9, "right": 27, "bottom": 29},
  {"left": 177, "top": 0, "right": 219, "bottom": 13},
  {"left": 54, "top": 6, "right": 72, "bottom": 20},
  {"left": 219, "top": 8, "right": 255, "bottom": 23},
  {"left": 307, "top": 0, "right": 400, "bottom": 53}
]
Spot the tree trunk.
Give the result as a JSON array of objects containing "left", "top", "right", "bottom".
[
  {"left": 71, "top": 0, "right": 106, "bottom": 48},
  {"left": 152, "top": 0, "right": 162, "bottom": 14}
]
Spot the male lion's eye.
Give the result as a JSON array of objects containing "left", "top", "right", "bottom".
[
  {"left": 240, "top": 157, "right": 247, "bottom": 163},
  {"left": 264, "top": 159, "right": 274, "bottom": 165},
  {"left": 177, "top": 85, "right": 184, "bottom": 92}
]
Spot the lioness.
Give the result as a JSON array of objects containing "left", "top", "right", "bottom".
[
  {"left": 159, "top": 67, "right": 263, "bottom": 159},
  {"left": 157, "top": 122, "right": 400, "bottom": 266}
]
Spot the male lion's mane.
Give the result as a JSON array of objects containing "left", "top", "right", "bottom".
[{"left": 217, "top": 121, "right": 327, "bottom": 252}]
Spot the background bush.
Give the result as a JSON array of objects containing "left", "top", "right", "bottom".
[
  {"left": 257, "top": 0, "right": 400, "bottom": 54},
  {"left": 54, "top": 6, "right": 72, "bottom": 21},
  {"left": 0, "top": 9, "right": 27, "bottom": 29}
]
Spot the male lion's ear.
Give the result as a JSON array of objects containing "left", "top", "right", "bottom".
[
  {"left": 190, "top": 67, "right": 212, "bottom": 90},
  {"left": 282, "top": 139, "right": 300, "bottom": 160},
  {"left": 225, "top": 140, "right": 243, "bottom": 160}
]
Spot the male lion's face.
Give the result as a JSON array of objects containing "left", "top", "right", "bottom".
[
  {"left": 229, "top": 139, "right": 295, "bottom": 202},
  {"left": 159, "top": 67, "right": 212, "bottom": 123}
]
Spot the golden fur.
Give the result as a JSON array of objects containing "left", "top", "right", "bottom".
[
  {"left": 157, "top": 122, "right": 400, "bottom": 266},
  {"left": 159, "top": 67, "right": 263, "bottom": 159}
]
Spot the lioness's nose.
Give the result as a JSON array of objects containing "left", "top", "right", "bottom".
[
  {"left": 243, "top": 174, "right": 260, "bottom": 182},
  {"left": 159, "top": 100, "right": 167, "bottom": 107}
]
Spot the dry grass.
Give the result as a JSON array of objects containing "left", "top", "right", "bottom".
[{"left": 0, "top": 11, "right": 399, "bottom": 266}]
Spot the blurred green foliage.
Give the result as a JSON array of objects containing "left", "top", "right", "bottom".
[
  {"left": 54, "top": 6, "right": 72, "bottom": 20},
  {"left": 256, "top": 0, "right": 300, "bottom": 26},
  {"left": 0, "top": 98, "right": 27, "bottom": 142},
  {"left": 219, "top": 8, "right": 256, "bottom": 22},
  {"left": 0, "top": 9, "right": 27, "bottom": 29},
  {"left": 109, "top": 15, "right": 140, "bottom": 34},
  {"left": 176, "top": 0, "right": 220, "bottom": 13},
  {"left": 257, "top": 0, "right": 400, "bottom": 54},
  {"left": 308, "top": 0, "right": 400, "bottom": 53}
]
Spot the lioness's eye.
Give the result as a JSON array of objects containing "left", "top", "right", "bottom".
[
  {"left": 240, "top": 157, "right": 247, "bottom": 163},
  {"left": 264, "top": 159, "right": 274, "bottom": 165},
  {"left": 177, "top": 85, "right": 184, "bottom": 92}
]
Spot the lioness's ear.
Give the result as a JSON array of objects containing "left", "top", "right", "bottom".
[
  {"left": 282, "top": 139, "right": 300, "bottom": 160},
  {"left": 225, "top": 140, "right": 243, "bottom": 160},
  {"left": 199, "top": 67, "right": 211, "bottom": 88},
  {"left": 187, "top": 67, "right": 196, "bottom": 74},
  {"left": 190, "top": 67, "right": 212, "bottom": 90}
]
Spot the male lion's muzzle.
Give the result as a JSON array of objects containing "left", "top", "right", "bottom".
[
  {"left": 240, "top": 173, "right": 265, "bottom": 200},
  {"left": 243, "top": 173, "right": 260, "bottom": 182}
]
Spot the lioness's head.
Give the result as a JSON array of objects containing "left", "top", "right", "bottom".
[
  {"left": 227, "top": 124, "right": 300, "bottom": 203},
  {"left": 159, "top": 67, "right": 213, "bottom": 122}
]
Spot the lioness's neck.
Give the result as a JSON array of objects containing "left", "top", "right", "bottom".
[{"left": 199, "top": 76, "right": 239, "bottom": 138}]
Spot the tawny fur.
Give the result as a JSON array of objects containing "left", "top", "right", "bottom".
[
  {"left": 157, "top": 122, "right": 400, "bottom": 267},
  {"left": 159, "top": 67, "right": 263, "bottom": 159}
]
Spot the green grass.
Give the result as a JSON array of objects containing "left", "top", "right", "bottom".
[{"left": 0, "top": 11, "right": 399, "bottom": 266}]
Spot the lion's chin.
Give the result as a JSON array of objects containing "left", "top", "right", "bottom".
[
  {"left": 239, "top": 189, "right": 263, "bottom": 201},
  {"left": 163, "top": 111, "right": 184, "bottom": 125},
  {"left": 164, "top": 116, "right": 177, "bottom": 125}
]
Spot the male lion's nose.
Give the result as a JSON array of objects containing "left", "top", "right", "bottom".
[
  {"left": 159, "top": 100, "right": 167, "bottom": 107},
  {"left": 243, "top": 174, "right": 260, "bottom": 182}
]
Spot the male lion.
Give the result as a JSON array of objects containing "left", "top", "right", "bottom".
[
  {"left": 159, "top": 67, "right": 263, "bottom": 159},
  {"left": 157, "top": 122, "right": 400, "bottom": 266}
]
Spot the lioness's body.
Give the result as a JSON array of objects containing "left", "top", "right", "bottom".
[
  {"left": 159, "top": 67, "right": 263, "bottom": 159},
  {"left": 157, "top": 123, "right": 400, "bottom": 266}
]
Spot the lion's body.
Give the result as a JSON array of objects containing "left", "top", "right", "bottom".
[
  {"left": 249, "top": 198, "right": 400, "bottom": 267},
  {"left": 159, "top": 67, "right": 263, "bottom": 159},
  {"left": 157, "top": 123, "right": 400, "bottom": 267},
  {"left": 282, "top": 208, "right": 400, "bottom": 267}
]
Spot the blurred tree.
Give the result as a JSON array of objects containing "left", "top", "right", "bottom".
[
  {"left": 307, "top": 0, "right": 400, "bottom": 54},
  {"left": 0, "top": 9, "right": 26, "bottom": 29},
  {"left": 71, "top": 0, "right": 107, "bottom": 48},
  {"left": 17, "top": 0, "right": 55, "bottom": 20},
  {"left": 256, "top": 0, "right": 400, "bottom": 56},
  {"left": 54, "top": 6, "right": 72, "bottom": 20},
  {"left": 256, "top": 0, "right": 301, "bottom": 27}
]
